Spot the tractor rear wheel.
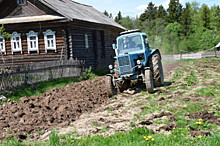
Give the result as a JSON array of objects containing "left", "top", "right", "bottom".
[
  {"left": 145, "top": 69, "right": 154, "bottom": 93},
  {"left": 149, "top": 52, "right": 164, "bottom": 87},
  {"left": 113, "top": 60, "right": 130, "bottom": 93}
]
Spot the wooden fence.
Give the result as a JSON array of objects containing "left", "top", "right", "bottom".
[
  {"left": 162, "top": 51, "right": 220, "bottom": 61},
  {"left": 0, "top": 60, "right": 84, "bottom": 92}
]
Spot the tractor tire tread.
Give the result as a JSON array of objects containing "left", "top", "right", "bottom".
[{"left": 151, "top": 52, "right": 164, "bottom": 87}]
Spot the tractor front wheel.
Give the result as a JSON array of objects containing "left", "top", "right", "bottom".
[
  {"left": 105, "top": 76, "right": 115, "bottom": 97},
  {"left": 149, "top": 52, "right": 164, "bottom": 87},
  {"left": 145, "top": 69, "right": 154, "bottom": 93}
]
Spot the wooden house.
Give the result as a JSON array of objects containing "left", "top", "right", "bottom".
[{"left": 0, "top": 0, "right": 125, "bottom": 69}]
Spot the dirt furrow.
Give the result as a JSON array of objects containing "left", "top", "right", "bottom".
[{"left": 0, "top": 76, "right": 110, "bottom": 140}]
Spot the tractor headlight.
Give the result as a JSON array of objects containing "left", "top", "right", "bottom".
[
  {"left": 137, "top": 60, "right": 141, "bottom": 65},
  {"left": 109, "top": 65, "right": 113, "bottom": 70}
]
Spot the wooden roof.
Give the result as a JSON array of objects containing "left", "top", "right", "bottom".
[
  {"left": 215, "top": 42, "right": 220, "bottom": 48},
  {"left": 38, "top": 0, "right": 125, "bottom": 30}
]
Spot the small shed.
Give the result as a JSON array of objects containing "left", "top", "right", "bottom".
[
  {"left": 215, "top": 42, "right": 220, "bottom": 51},
  {"left": 0, "top": 0, "right": 125, "bottom": 70}
]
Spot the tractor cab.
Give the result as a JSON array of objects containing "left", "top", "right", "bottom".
[
  {"left": 113, "top": 30, "right": 149, "bottom": 56},
  {"left": 111, "top": 30, "right": 151, "bottom": 76}
]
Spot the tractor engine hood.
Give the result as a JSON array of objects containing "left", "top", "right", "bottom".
[{"left": 116, "top": 52, "right": 145, "bottom": 75}]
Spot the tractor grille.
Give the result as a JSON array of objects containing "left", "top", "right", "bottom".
[{"left": 118, "top": 56, "right": 132, "bottom": 74}]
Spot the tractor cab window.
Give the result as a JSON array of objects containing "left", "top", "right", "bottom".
[
  {"left": 118, "top": 35, "right": 143, "bottom": 54},
  {"left": 17, "top": 0, "right": 26, "bottom": 5}
]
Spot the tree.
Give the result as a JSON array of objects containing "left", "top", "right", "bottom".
[
  {"left": 103, "top": 10, "right": 113, "bottom": 19},
  {"left": 167, "top": 0, "right": 182, "bottom": 23},
  {"left": 139, "top": 2, "right": 157, "bottom": 22},
  {"left": 210, "top": 5, "right": 220, "bottom": 30},
  {"left": 120, "top": 16, "right": 133, "bottom": 30},
  {"left": 109, "top": 13, "right": 113, "bottom": 19},
  {"left": 200, "top": 4, "right": 211, "bottom": 29},
  {"left": 115, "top": 11, "right": 122, "bottom": 24},
  {"left": 103, "top": 10, "right": 109, "bottom": 17},
  {"left": 156, "top": 5, "right": 167, "bottom": 19},
  {"left": 179, "top": 3, "right": 192, "bottom": 37},
  {"left": 0, "top": 25, "right": 10, "bottom": 38},
  {"left": 218, "top": 6, "right": 220, "bottom": 30}
]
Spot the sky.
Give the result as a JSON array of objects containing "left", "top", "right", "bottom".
[{"left": 73, "top": 0, "right": 219, "bottom": 18}]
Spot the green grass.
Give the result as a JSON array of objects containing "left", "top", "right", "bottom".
[
  {"left": 2, "top": 128, "right": 220, "bottom": 146},
  {"left": 195, "top": 87, "right": 219, "bottom": 97},
  {"left": 92, "top": 121, "right": 98, "bottom": 126}
]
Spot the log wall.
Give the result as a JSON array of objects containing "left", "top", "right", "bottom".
[
  {"left": 0, "top": 22, "right": 66, "bottom": 67},
  {"left": 68, "top": 21, "right": 121, "bottom": 70}
]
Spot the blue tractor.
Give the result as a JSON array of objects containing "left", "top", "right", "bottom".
[{"left": 105, "top": 30, "right": 164, "bottom": 96}]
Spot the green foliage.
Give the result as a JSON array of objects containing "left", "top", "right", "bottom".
[
  {"left": 179, "top": 3, "right": 192, "bottom": 37},
  {"left": 103, "top": 10, "right": 112, "bottom": 19},
  {"left": 200, "top": 4, "right": 211, "bottom": 29},
  {"left": 103, "top": 10, "right": 109, "bottom": 17},
  {"left": 139, "top": 2, "right": 158, "bottom": 22},
  {"left": 82, "top": 66, "right": 98, "bottom": 80},
  {"left": 166, "top": 22, "right": 181, "bottom": 33},
  {"left": 115, "top": 11, "right": 122, "bottom": 24},
  {"left": 156, "top": 5, "right": 167, "bottom": 19},
  {"left": 0, "top": 25, "right": 10, "bottom": 39},
  {"left": 167, "top": 0, "right": 182, "bottom": 23}
]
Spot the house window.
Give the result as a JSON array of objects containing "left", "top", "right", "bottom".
[
  {"left": 0, "top": 35, "right": 6, "bottom": 54},
  {"left": 11, "top": 32, "right": 22, "bottom": 54},
  {"left": 26, "top": 31, "right": 39, "bottom": 54},
  {"left": 17, "top": 0, "right": 26, "bottom": 5},
  {"left": 85, "top": 34, "right": 89, "bottom": 50},
  {"left": 43, "top": 29, "right": 56, "bottom": 53}
]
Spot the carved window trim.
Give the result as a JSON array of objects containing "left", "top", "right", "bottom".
[
  {"left": 26, "top": 31, "right": 39, "bottom": 54},
  {"left": 43, "top": 29, "right": 56, "bottom": 53},
  {"left": 17, "top": 0, "right": 27, "bottom": 5},
  {"left": 0, "top": 35, "right": 6, "bottom": 54},
  {"left": 11, "top": 32, "right": 22, "bottom": 54}
]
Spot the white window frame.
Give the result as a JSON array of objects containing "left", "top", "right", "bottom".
[
  {"left": 0, "top": 35, "right": 6, "bottom": 54},
  {"left": 85, "top": 34, "right": 89, "bottom": 49},
  {"left": 11, "top": 32, "right": 22, "bottom": 54},
  {"left": 26, "top": 31, "right": 39, "bottom": 54},
  {"left": 43, "top": 29, "right": 56, "bottom": 53}
]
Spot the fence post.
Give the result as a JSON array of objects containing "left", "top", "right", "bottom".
[
  {"left": 180, "top": 51, "right": 182, "bottom": 60},
  {"left": 24, "top": 68, "right": 28, "bottom": 85},
  {"left": 214, "top": 49, "right": 217, "bottom": 57}
]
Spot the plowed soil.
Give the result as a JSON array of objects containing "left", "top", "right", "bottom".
[
  {"left": 0, "top": 76, "right": 111, "bottom": 140},
  {"left": 40, "top": 59, "right": 219, "bottom": 140}
]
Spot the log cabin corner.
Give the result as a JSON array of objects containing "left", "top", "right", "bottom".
[{"left": 0, "top": 0, "right": 125, "bottom": 70}]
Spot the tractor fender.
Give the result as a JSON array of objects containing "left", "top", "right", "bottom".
[
  {"left": 146, "top": 49, "right": 162, "bottom": 67},
  {"left": 148, "top": 49, "right": 162, "bottom": 60}
]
